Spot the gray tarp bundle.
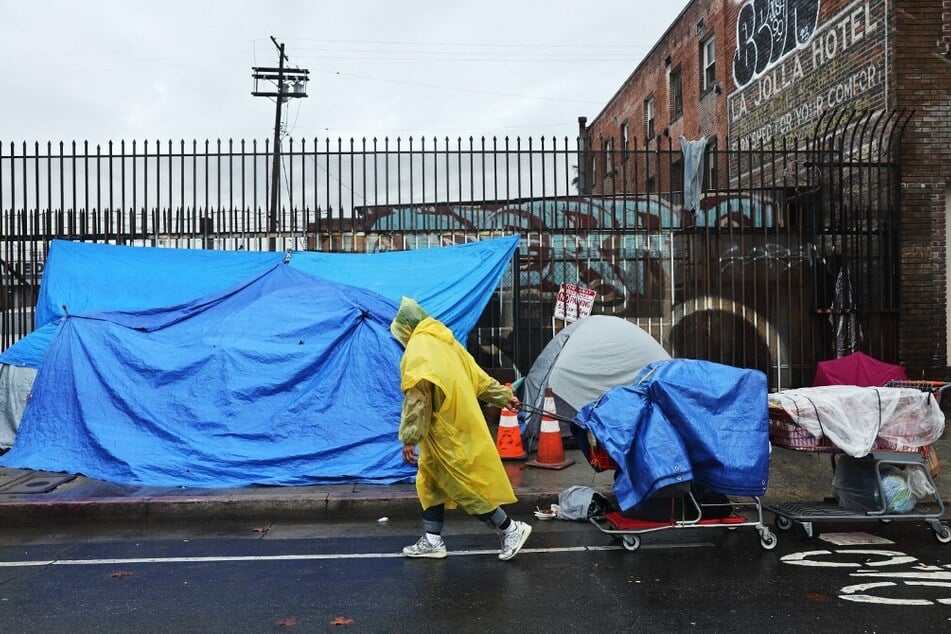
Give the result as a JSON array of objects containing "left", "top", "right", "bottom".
[
  {"left": 556, "top": 485, "right": 610, "bottom": 520},
  {"left": 0, "top": 365, "right": 36, "bottom": 450},
  {"left": 517, "top": 315, "right": 670, "bottom": 452}
]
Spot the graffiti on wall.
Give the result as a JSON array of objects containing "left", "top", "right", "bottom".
[
  {"left": 355, "top": 193, "right": 839, "bottom": 386},
  {"left": 729, "top": 0, "right": 885, "bottom": 149},
  {"left": 358, "top": 194, "right": 782, "bottom": 316},
  {"left": 732, "top": 0, "right": 822, "bottom": 88},
  {"left": 719, "top": 241, "right": 823, "bottom": 274}
]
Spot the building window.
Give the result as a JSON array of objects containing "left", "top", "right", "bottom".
[
  {"left": 620, "top": 121, "right": 629, "bottom": 159},
  {"left": 644, "top": 96, "right": 655, "bottom": 140},
  {"left": 670, "top": 65, "right": 683, "bottom": 119},
  {"left": 701, "top": 36, "right": 716, "bottom": 93},
  {"left": 604, "top": 138, "right": 614, "bottom": 177},
  {"left": 671, "top": 158, "right": 684, "bottom": 202},
  {"left": 703, "top": 137, "right": 718, "bottom": 190}
]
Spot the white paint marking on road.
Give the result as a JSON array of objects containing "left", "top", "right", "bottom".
[
  {"left": 0, "top": 539, "right": 713, "bottom": 568},
  {"left": 851, "top": 570, "right": 951, "bottom": 581},
  {"left": 839, "top": 581, "right": 934, "bottom": 606},
  {"left": 781, "top": 549, "right": 917, "bottom": 568},
  {"left": 819, "top": 532, "right": 895, "bottom": 546},
  {"left": 781, "top": 550, "right": 851, "bottom": 567},
  {"left": 839, "top": 580, "right": 951, "bottom": 606}
]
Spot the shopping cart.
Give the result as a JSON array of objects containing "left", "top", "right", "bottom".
[
  {"left": 525, "top": 359, "right": 778, "bottom": 553},
  {"left": 765, "top": 382, "right": 950, "bottom": 543},
  {"left": 588, "top": 488, "right": 777, "bottom": 552}
]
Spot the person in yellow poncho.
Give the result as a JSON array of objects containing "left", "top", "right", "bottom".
[{"left": 391, "top": 297, "right": 532, "bottom": 561}]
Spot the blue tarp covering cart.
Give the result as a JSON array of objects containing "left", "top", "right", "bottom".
[
  {"left": 575, "top": 359, "right": 777, "bottom": 551},
  {"left": 0, "top": 236, "right": 520, "bottom": 487}
]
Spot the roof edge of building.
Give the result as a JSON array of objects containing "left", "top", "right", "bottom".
[{"left": 585, "top": 0, "right": 701, "bottom": 132}]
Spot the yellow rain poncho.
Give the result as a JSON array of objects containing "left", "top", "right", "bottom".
[{"left": 391, "top": 298, "right": 516, "bottom": 515}]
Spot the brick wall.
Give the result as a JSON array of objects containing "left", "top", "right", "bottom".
[
  {"left": 590, "top": 1, "right": 890, "bottom": 149},
  {"left": 894, "top": 0, "right": 951, "bottom": 377},
  {"left": 584, "top": 0, "right": 950, "bottom": 376},
  {"left": 586, "top": 0, "right": 728, "bottom": 192}
]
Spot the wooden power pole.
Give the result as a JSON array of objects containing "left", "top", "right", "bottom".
[{"left": 251, "top": 36, "right": 309, "bottom": 250}]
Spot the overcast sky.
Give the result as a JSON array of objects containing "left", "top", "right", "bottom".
[{"left": 1, "top": 1, "right": 690, "bottom": 146}]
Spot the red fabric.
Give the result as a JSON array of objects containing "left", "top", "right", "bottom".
[
  {"left": 589, "top": 444, "right": 618, "bottom": 472},
  {"left": 812, "top": 351, "right": 907, "bottom": 387},
  {"left": 605, "top": 511, "right": 746, "bottom": 530}
]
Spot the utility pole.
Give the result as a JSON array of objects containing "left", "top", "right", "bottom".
[{"left": 251, "top": 36, "right": 309, "bottom": 250}]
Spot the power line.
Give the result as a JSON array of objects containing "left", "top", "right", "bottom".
[
  {"left": 276, "top": 36, "right": 652, "bottom": 50},
  {"left": 321, "top": 69, "right": 602, "bottom": 105}
]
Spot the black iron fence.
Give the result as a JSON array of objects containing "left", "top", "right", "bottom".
[{"left": 0, "top": 111, "right": 906, "bottom": 389}]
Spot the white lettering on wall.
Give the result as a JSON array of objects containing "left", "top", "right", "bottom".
[
  {"left": 729, "top": 0, "right": 884, "bottom": 148},
  {"left": 732, "top": 0, "right": 821, "bottom": 88}
]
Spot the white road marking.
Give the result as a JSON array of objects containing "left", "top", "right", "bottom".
[
  {"left": 839, "top": 581, "right": 951, "bottom": 606},
  {"left": 0, "top": 542, "right": 708, "bottom": 568},
  {"left": 850, "top": 568, "right": 951, "bottom": 581},
  {"left": 819, "top": 532, "right": 895, "bottom": 546},
  {"left": 781, "top": 549, "right": 917, "bottom": 568}
]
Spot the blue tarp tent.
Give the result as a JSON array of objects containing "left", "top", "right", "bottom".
[
  {"left": 574, "top": 359, "right": 769, "bottom": 512},
  {"left": 33, "top": 242, "right": 286, "bottom": 331},
  {"left": 0, "top": 236, "right": 519, "bottom": 486},
  {"left": 290, "top": 239, "right": 517, "bottom": 343},
  {"left": 2, "top": 235, "right": 520, "bottom": 369},
  {"left": 3, "top": 265, "right": 408, "bottom": 487}
]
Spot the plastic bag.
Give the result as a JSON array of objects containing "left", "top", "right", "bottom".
[
  {"left": 904, "top": 465, "right": 937, "bottom": 499},
  {"left": 554, "top": 485, "right": 611, "bottom": 520},
  {"left": 881, "top": 470, "right": 915, "bottom": 513},
  {"left": 832, "top": 456, "right": 881, "bottom": 511},
  {"left": 771, "top": 386, "right": 945, "bottom": 457}
]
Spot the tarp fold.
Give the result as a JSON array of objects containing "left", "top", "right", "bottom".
[
  {"left": 574, "top": 359, "right": 769, "bottom": 512},
  {"left": 0, "top": 236, "right": 520, "bottom": 487}
]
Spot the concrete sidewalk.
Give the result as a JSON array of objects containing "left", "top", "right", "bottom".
[
  {"left": 2, "top": 439, "right": 948, "bottom": 529},
  {"left": 0, "top": 450, "right": 615, "bottom": 528}
]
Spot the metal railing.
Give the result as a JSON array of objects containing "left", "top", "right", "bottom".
[{"left": 1, "top": 112, "right": 906, "bottom": 389}]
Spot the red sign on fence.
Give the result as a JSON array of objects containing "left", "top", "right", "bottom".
[{"left": 553, "top": 283, "right": 596, "bottom": 323}]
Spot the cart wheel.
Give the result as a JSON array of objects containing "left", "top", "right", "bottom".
[
  {"left": 774, "top": 516, "right": 792, "bottom": 531},
  {"left": 759, "top": 530, "right": 778, "bottom": 550},
  {"left": 622, "top": 535, "right": 641, "bottom": 552},
  {"left": 934, "top": 524, "right": 951, "bottom": 544}
]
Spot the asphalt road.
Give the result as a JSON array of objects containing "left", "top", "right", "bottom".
[{"left": 1, "top": 515, "right": 950, "bottom": 633}]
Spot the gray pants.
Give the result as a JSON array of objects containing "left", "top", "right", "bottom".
[{"left": 422, "top": 504, "right": 508, "bottom": 534}]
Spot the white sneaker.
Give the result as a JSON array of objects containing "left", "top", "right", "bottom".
[
  {"left": 498, "top": 521, "right": 532, "bottom": 561},
  {"left": 402, "top": 535, "right": 447, "bottom": 559}
]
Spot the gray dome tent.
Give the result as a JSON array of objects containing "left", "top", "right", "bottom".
[{"left": 517, "top": 315, "right": 670, "bottom": 452}]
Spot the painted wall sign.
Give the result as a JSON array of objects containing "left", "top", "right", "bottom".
[{"left": 728, "top": 0, "right": 886, "bottom": 149}]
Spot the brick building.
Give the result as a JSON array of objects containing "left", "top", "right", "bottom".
[{"left": 581, "top": 0, "right": 951, "bottom": 378}]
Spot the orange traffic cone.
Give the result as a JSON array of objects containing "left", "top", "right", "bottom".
[
  {"left": 496, "top": 395, "right": 527, "bottom": 460},
  {"left": 527, "top": 387, "right": 575, "bottom": 470}
]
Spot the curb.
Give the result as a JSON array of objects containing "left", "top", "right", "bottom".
[{"left": 0, "top": 488, "right": 589, "bottom": 529}]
